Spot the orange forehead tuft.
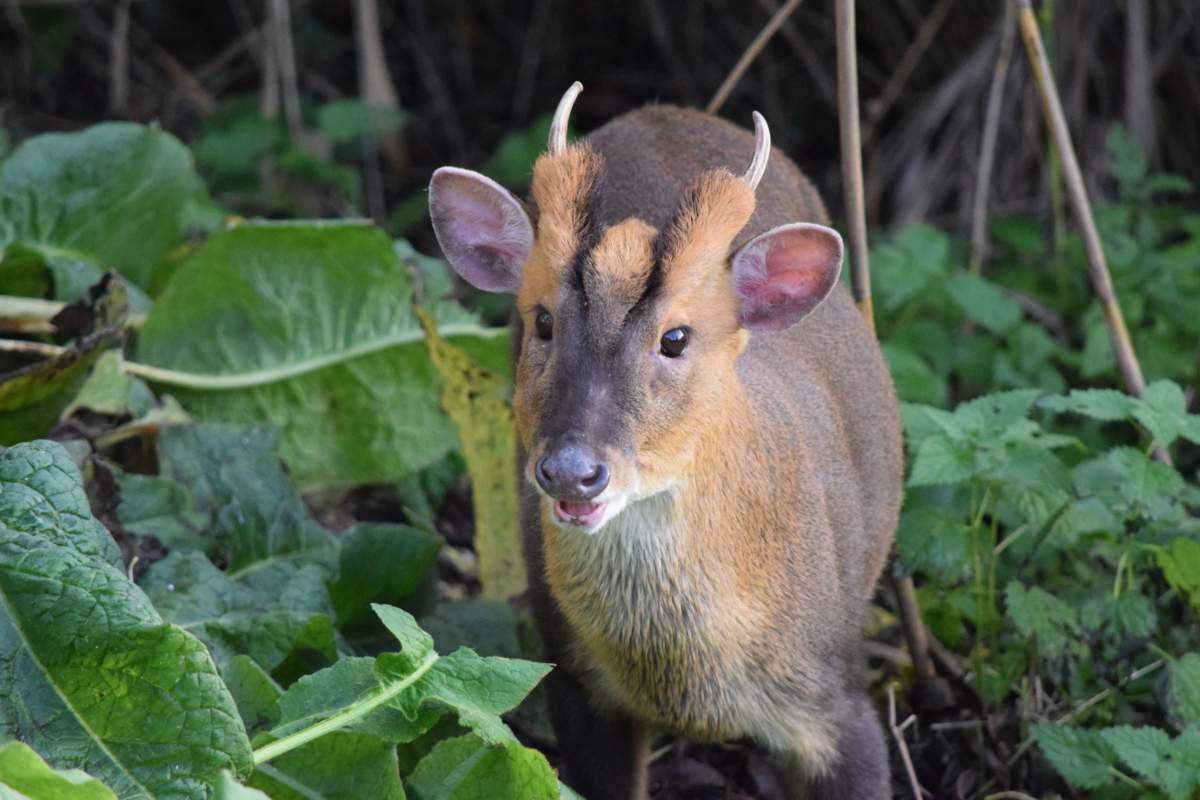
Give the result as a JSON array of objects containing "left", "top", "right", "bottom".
[
  {"left": 530, "top": 143, "right": 603, "bottom": 269},
  {"left": 661, "top": 170, "right": 756, "bottom": 286}
]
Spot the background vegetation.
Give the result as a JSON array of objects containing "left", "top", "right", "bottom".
[{"left": 0, "top": 1, "right": 1197, "bottom": 798}]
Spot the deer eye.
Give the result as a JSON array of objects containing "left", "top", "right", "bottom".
[
  {"left": 660, "top": 327, "right": 689, "bottom": 358},
  {"left": 535, "top": 309, "right": 553, "bottom": 341}
]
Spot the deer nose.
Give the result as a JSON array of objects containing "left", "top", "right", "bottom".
[{"left": 536, "top": 446, "right": 610, "bottom": 501}]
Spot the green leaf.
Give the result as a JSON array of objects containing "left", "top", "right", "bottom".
[
  {"left": 406, "top": 733, "right": 559, "bottom": 800},
  {"left": 0, "top": 273, "right": 126, "bottom": 444},
  {"left": 0, "top": 741, "right": 116, "bottom": 800},
  {"left": 907, "top": 434, "right": 975, "bottom": 487},
  {"left": 418, "top": 308, "right": 525, "bottom": 599},
  {"left": 1101, "top": 725, "right": 1170, "bottom": 783},
  {"left": 141, "top": 551, "right": 337, "bottom": 672},
  {"left": 1158, "top": 539, "right": 1200, "bottom": 611},
  {"left": 1041, "top": 388, "right": 1138, "bottom": 421},
  {"left": 0, "top": 440, "right": 253, "bottom": 797},
  {"left": 317, "top": 100, "right": 406, "bottom": 143},
  {"left": 0, "top": 122, "right": 205, "bottom": 291},
  {"left": 330, "top": 523, "right": 441, "bottom": 630},
  {"left": 273, "top": 657, "right": 440, "bottom": 744},
  {"left": 221, "top": 655, "right": 283, "bottom": 733},
  {"left": 1168, "top": 654, "right": 1200, "bottom": 727},
  {"left": 256, "top": 605, "right": 550, "bottom": 764},
  {"left": 61, "top": 350, "right": 156, "bottom": 418},
  {"left": 384, "top": 647, "right": 551, "bottom": 746},
  {"left": 1134, "top": 380, "right": 1199, "bottom": 448},
  {"left": 1005, "top": 581, "right": 1079, "bottom": 660},
  {"left": 119, "top": 424, "right": 337, "bottom": 574},
  {"left": 421, "top": 599, "right": 523, "bottom": 660},
  {"left": 882, "top": 344, "right": 949, "bottom": 406},
  {"left": 945, "top": 273, "right": 1022, "bottom": 334},
  {"left": 249, "top": 732, "right": 406, "bottom": 800},
  {"left": 896, "top": 508, "right": 969, "bottom": 576},
  {"left": 134, "top": 222, "right": 506, "bottom": 488},
  {"left": 1034, "top": 724, "right": 1116, "bottom": 789}
]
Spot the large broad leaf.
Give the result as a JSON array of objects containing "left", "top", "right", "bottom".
[
  {"left": 0, "top": 440, "right": 253, "bottom": 798},
  {"left": 0, "top": 123, "right": 204, "bottom": 294},
  {"left": 0, "top": 273, "right": 126, "bottom": 444},
  {"left": 134, "top": 222, "right": 506, "bottom": 488},
  {"left": 117, "top": 423, "right": 337, "bottom": 574},
  {"left": 141, "top": 551, "right": 337, "bottom": 674}
]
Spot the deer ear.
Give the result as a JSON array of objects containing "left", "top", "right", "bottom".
[
  {"left": 428, "top": 167, "right": 534, "bottom": 293},
  {"left": 730, "top": 223, "right": 844, "bottom": 331}
]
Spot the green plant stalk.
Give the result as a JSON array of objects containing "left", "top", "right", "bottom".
[{"left": 251, "top": 650, "right": 438, "bottom": 764}]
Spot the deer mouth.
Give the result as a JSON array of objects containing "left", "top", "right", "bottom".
[{"left": 553, "top": 499, "right": 608, "bottom": 528}]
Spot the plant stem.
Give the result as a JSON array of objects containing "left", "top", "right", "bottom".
[{"left": 252, "top": 650, "right": 438, "bottom": 764}]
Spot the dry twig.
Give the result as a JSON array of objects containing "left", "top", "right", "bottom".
[
  {"left": 706, "top": 0, "right": 802, "bottom": 114},
  {"left": 1014, "top": 0, "right": 1168, "bottom": 465},
  {"left": 969, "top": 3, "right": 1016, "bottom": 273},
  {"left": 888, "top": 684, "right": 927, "bottom": 800}
]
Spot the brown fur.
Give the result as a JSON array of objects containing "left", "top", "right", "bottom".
[{"left": 516, "top": 105, "right": 902, "bottom": 800}]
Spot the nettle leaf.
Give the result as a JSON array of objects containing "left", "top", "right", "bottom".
[
  {"left": 1074, "top": 447, "right": 1186, "bottom": 523},
  {"left": 135, "top": 222, "right": 507, "bottom": 489},
  {"left": 882, "top": 344, "right": 949, "bottom": 407},
  {"left": 118, "top": 423, "right": 337, "bottom": 574},
  {"left": 1035, "top": 724, "right": 1116, "bottom": 790},
  {"left": 1101, "top": 726, "right": 1200, "bottom": 800},
  {"left": 141, "top": 551, "right": 337, "bottom": 673},
  {"left": 1006, "top": 581, "right": 1079, "bottom": 660},
  {"left": 0, "top": 122, "right": 205, "bottom": 292},
  {"left": 1168, "top": 654, "right": 1200, "bottom": 726},
  {"left": 330, "top": 522, "right": 441, "bottom": 631},
  {"left": 896, "top": 508, "right": 969, "bottom": 576},
  {"left": 0, "top": 440, "right": 253, "bottom": 797},
  {"left": 1041, "top": 388, "right": 1138, "bottom": 421},
  {"left": 1134, "top": 380, "right": 1200, "bottom": 448},
  {"left": 406, "top": 733, "right": 559, "bottom": 800},
  {"left": 1157, "top": 538, "right": 1200, "bottom": 611},
  {"left": 945, "top": 273, "right": 1022, "bottom": 334},
  {"left": 907, "top": 435, "right": 975, "bottom": 487},
  {"left": 0, "top": 741, "right": 116, "bottom": 800}
]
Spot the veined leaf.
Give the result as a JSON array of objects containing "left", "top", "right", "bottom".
[
  {"left": 406, "top": 733, "right": 559, "bottom": 800},
  {"left": 256, "top": 605, "right": 549, "bottom": 764},
  {"left": 0, "top": 440, "right": 252, "bottom": 797},
  {"left": 1157, "top": 538, "right": 1200, "bottom": 611},
  {"left": 1033, "top": 724, "right": 1115, "bottom": 790},
  {"left": 1006, "top": 581, "right": 1079, "bottom": 660},
  {"left": 134, "top": 222, "right": 507, "bottom": 488},
  {"left": 0, "top": 122, "right": 205, "bottom": 292}
]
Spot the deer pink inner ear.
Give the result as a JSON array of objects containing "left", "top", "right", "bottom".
[
  {"left": 731, "top": 223, "right": 844, "bottom": 332},
  {"left": 428, "top": 167, "right": 534, "bottom": 293}
]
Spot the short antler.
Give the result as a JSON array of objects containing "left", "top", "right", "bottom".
[
  {"left": 548, "top": 81, "right": 584, "bottom": 155},
  {"left": 743, "top": 111, "right": 771, "bottom": 191}
]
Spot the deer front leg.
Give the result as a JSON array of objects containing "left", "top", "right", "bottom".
[
  {"left": 545, "top": 667, "right": 650, "bottom": 800},
  {"left": 778, "top": 692, "right": 890, "bottom": 800}
]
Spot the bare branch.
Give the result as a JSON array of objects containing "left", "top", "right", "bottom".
[{"left": 706, "top": 0, "right": 802, "bottom": 114}]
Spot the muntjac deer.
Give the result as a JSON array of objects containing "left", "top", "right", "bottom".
[{"left": 428, "top": 83, "right": 902, "bottom": 799}]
